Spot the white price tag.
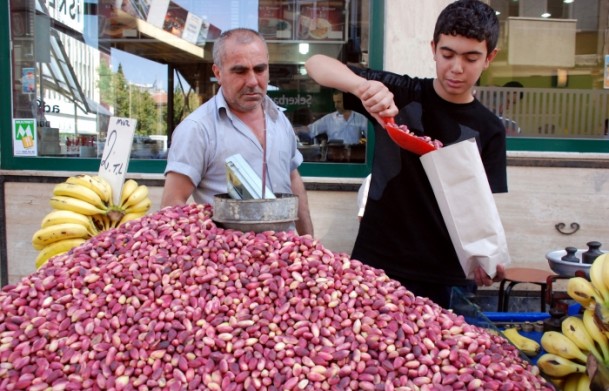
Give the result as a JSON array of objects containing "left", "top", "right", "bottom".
[{"left": 98, "top": 117, "right": 137, "bottom": 206}]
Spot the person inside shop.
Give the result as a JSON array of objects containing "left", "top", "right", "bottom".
[
  {"left": 291, "top": 106, "right": 315, "bottom": 144},
  {"left": 161, "top": 28, "right": 314, "bottom": 236},
  {"left": 304, "top": 0, "right": 507, "bottom": 308},
  {"left": 307, "top": 90, "right": 369, "bottom": 146},
  {"left": 494, "top": 81, "right": 524, "bottom": 135}
]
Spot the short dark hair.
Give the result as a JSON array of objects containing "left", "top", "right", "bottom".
[
  {"left": 433, "top": 0, "right": 499, "bottom": 55},
  {"left": 212, "top": 28, "right": 268, "bottom": 68},
  {"left": 503, "top": 81, "right": 523, "bottom": 88},
  {"left": 503, "top": 81, "right": 524, "bottom": 99}
]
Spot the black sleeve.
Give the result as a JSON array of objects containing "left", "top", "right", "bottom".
[
  {"left": 343, "top": 65, "right": 421, "bottom": 118},
  {"left": 480, "top": 114, "right": 508, "bottom": 193},
  {"left": 483, "top": 130, "right": 508, "bottom": 193}
]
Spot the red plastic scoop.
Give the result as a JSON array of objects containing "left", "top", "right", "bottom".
[{"left": 383, "top": 117, "right": 437, "bottom": 155}]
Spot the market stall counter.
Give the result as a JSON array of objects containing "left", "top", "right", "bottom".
[{"left": 0, "top": 204, "right": 554, "bottom": 390}]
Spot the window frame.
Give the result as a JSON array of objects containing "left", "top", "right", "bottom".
[{"left": 1, "top": 1, "right": 383, "bottom": 176}]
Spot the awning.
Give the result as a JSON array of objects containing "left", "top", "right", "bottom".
[
  {"left": 98, "top": 9, "right": 205, "bottom": 65},
  {"left": 86, "top": 97, "right": 112, "bottom": 116},
  {"left": 36, "top": 0, "right": 110, "bottom": 116}
]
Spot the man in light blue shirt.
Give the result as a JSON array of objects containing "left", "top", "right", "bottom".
[
  {"left": 162, "top": 28, "right": 313, "bottom": 235},
  {"left": 309, "top": 90, "right": 369, "bottom": 145}
]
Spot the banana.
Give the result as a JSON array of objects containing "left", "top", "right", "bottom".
[
  {"left": 41, "top": 210, "right": 98, "bottom": 236},
  {"left": 562, "top": 315, "right": 603, "bottom": 362},
  {"left": 66, "top": 174, "right": 111, "bottom": 204},
  {"left": 50, "top": 195, "right": 107, "bottom": 216},
  {"left": 91, "top": 175, "right": 113, "bottom": 204},
  {"left": 546, "top": 374, "right": 577, "bottom": 391},
  {"left": 562, "top": 374, "right": 581, "bottom": 391},
  {"left": 502, "top": 327, "right": 541, "bottom": 357},
  {"left": 41, "top": 209, "right": 91, "bottom": 229},
  {"left": 595, "top": 303, "right": 609, "bottom": 334},
  {"left": 576, "top": 373, "right": 591, "bottom": 391},
  {"left": 601, "top": 253, "right": 609, "bottom": 299},
  {"left": 124, "top": 197, "right": 152, "bottom": 214},
  {"left": 119, "top": 179, "right": 139, "bottom": 207},
  {"left": 567, "top": 276, "right": 601, "bottom": 310},
  {"left": 53, "top": 182, "right": 107, "bottom": 210},
  {"left": 102, "top": 214, "right": 112, "bottom": 231},
  {"left": 91, "top": 215, "right": 109, "bottom": 232},
  {"left": 590, "top": 254, "right": 609, "bottom": 304},
  {"left": 122, "top": 185, "right": 149, "bottom": 210},
  {"left": 547, "top": 377, "right": 566, "bottom": 390},
  {"left": 32, "top": 223, "right": 90, "bottom": 250},
  {"left": 35, "top": 238, "right": 86, "bottom": 269},
  {"left": 583, "top": 307, "right": 609, "bottom": 362},
  {"left": 86, "top": 216, "right": 99, "bottom": 236},
  {"left": 540, "top": 331, "right": 588, "bottom": 363},
  {"left": 118, "top": 211, "right": 147, "bottom": 226},
  {"left": 537, "top": 353, "right": 587, "bottom": 378}
]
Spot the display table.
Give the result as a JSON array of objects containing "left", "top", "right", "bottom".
[{"left": 497, "top": 267, "right": 556, "bottom": 312}]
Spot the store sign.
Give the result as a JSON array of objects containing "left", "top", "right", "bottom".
[
  {"left": 44, "top": 0, "right": 84, "bottom": 34},
  {"left": 268, "top": 90, "right": 333, "bottom": 113},
  {"left": 37, "top": 99, "right": 61, "bottom": 114},
  {"left": 13, "top": 119, "right": 37, "bottom": 157},
  {"left": 271, "top": 93, "right": 314, "bottom": 108}
]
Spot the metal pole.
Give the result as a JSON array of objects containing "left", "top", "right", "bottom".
[{"left": 0, "top": 175, "right": 8, "bottom": 287}]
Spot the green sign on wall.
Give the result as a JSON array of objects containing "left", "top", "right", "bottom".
[{"left": 13, "top": 118, "right": 37, "bottom": 156}]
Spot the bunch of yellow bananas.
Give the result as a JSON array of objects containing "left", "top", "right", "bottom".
[
  {"left": 536, "top": 253, "right": 609, "bottom": 389},
  {"left": 32, "top": 175, "right": 152, "bottom": 268}
]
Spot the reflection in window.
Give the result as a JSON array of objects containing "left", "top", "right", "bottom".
[
  {"left": 481, "top": 0, "right": 608, "bottom": 139},
  {"left": 10, "top": 0, "right": 371, "bottom": 162}
]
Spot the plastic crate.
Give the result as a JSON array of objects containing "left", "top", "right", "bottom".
[{"left": 450, "top": 288, "right": 583, "bottom": 365}]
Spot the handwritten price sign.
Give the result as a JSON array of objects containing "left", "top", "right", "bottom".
[{"left": 98, "top": 117, "right": 137, "bottom": 206}]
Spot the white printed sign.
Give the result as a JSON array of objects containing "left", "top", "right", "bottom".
[
  {"left": 44, "top": 0, "right": 84, "bottom": 34},
  {"left": 146, "top": 0, "right": 170, "bottom": 29},
  {"left": 98, "top": 117, "right": 137, "bottom": 206}
]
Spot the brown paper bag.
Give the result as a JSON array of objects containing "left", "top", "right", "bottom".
[{"left": 420, "top": 138, "right": 510, "bottom": 279}]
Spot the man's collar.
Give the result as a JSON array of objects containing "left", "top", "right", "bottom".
[{"left": 216, "top": 88, "right": 279, "bottom": 121}]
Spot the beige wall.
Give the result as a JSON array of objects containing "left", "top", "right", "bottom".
[
  {"left": 496, "top": 163, "right": 609, "bottom": 261},
  {"left": 384, "top": 0, "right": 452, "bottom": 76},
  {"left": 4, "top": 158, "right": 608, "bottom": 286}
]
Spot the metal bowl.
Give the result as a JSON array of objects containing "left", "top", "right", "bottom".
[
  {"left": 545, "top": 249, "right": 606, "bottom": 278},
  {"left": 212, "top": 193, "right": 298, "bottom": 233}
]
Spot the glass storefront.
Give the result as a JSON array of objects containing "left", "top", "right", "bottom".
[
  {"left": 9, "top": 0, "right": 373, "bottom": 165},
  {"left": 481, "top": 0, "right": 609, "bottom": 141},
  {"left": 4, "top": 0, "right": 609, "bottom": 174}
]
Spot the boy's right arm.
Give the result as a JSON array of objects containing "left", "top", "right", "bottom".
[
  {"left": 304, "top": 55, "right": 363, "bottom": 95},
  {"left": 305, "top": 55, "right": 398, "bottom": 121}
]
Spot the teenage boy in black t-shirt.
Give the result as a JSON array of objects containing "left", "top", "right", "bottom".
[{"left": 305, "top": 0, "right": 507, "bottom": 308}]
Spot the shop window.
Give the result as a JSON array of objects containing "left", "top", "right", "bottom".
[
  {"left": 7, "top": 0, "right": 608, "bottom": 173},
  {"left": 7, "top": 0, "right": 374, "bottom": 175},
  {"left": 484, "top": 0, "right": 609, "bottom": 144}
]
